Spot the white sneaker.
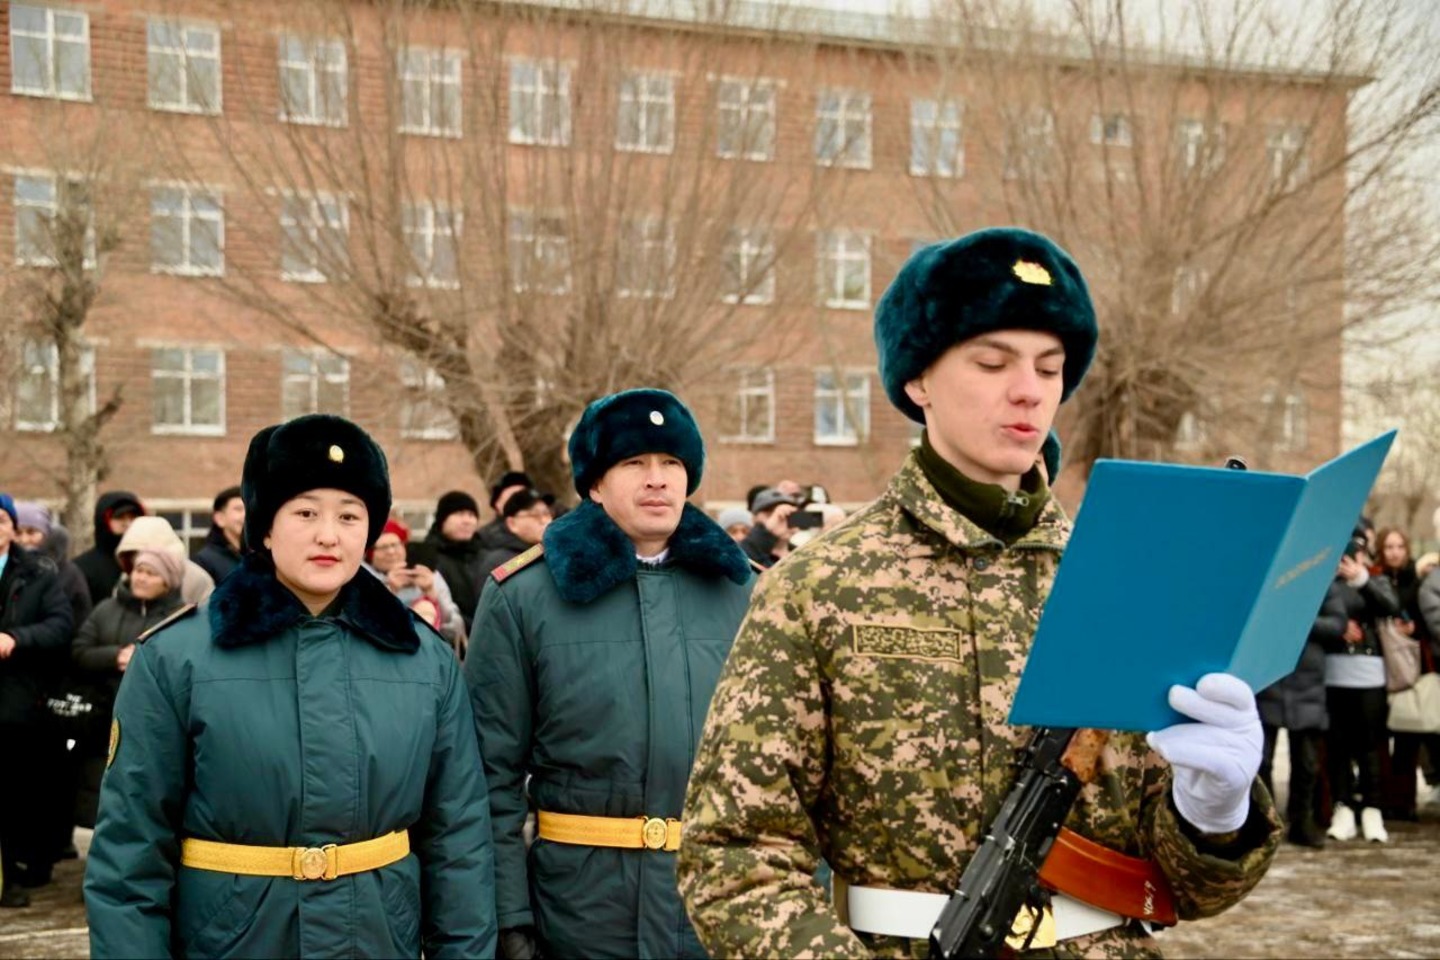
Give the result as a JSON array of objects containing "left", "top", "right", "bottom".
[
  {"left": 1361, "top": 807, "right": 1389, "bottom": 843},
  {"left": 1327, "top": 803, "right": 1357, "bottom": 841}
]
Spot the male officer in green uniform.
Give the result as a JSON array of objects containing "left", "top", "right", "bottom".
[
  {"left": 466, "top": 388, "right": 753, "bottom": 960},
  {"left": 679, "top": 229, "right": 1281, "bottom": 958}
]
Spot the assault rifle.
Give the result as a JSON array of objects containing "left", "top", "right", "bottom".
[{"left": 928, "top": 726, "right": 1108, "bottom": 959}]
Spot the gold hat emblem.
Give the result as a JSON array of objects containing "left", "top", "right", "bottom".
[
  {"left": 650, "top": 411, "right": 665, "bottom": 426},
  {"left": 1012, "top": 260, "right": 1053, "bottom": 286},
  {"left": 328, "top": 444, "right": 345, "bottom": 463}
]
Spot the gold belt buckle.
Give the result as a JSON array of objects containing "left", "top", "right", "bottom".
[
  {"left": 1005, "top": 904, "right": 1057, "bottom": 950},
  {"left": 293, "top": 844, "right": 338, "bottom": 881},
  {"left": 641, "top": 817, "right": 669, "bottom": 851}
]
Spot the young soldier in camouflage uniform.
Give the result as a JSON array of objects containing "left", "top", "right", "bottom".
[{"left": 678, "top": 228, "right": 1281, "bottom": 959}]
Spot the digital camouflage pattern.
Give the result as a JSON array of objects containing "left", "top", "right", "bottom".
[{"left": 679, "top": 452, "right": 1281, "bottom": 959}]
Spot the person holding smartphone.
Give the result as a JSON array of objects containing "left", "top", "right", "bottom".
[{"left": 739, "top": 488, "right": 804, "bottom": 569}]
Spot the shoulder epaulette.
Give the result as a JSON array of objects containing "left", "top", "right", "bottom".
[
  {"left": 136, "top": 603, "right": 198, "bottom": 644},
  {"left": 491, "top": 544, "right": 545, "bottom": 583}
]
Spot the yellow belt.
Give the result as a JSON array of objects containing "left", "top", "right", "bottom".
[
  {"left": 180, "top": 830, "right": 409, "bottom": 881},
  {"left": 537, "top": 811, "right": 682, "bottom": 852}
]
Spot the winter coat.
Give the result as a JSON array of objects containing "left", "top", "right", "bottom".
[
  {"left": 739, "top": 522, "right": 783, "bottom": 568},
  {"left": 1258, "top": 580, "right": 1347, "bottom": 731},
  {"left": 678, "top": 452, "right": 1281, "bottom": 959},
  {"left": 476, "top": 517, "right": 511, "bottom": 552},
  {"left": 73, "top": 491, "right": 144, "bottom": 606},
  {"left": 1420, "top": 567, "right": 1440, "bottom": 658},
  {"left": 84, "top": 557, "right": 498, "bottom": 959},
  {"left": 465, "top": 500, "right": 753, "bottom": 959},
  {"left": 0, "top": 546, "right": 75, "bottom": 726},
  {"left": 478, "top": 526, "right": 533, "bottom": 576},
  {"left": 1317, "top": 572, "right": 1401, "bottom": 659},
  {"left": 191, "top": 526, "right": 242, "bottom": 584},
  {"left": 115, "top": 516, "right": 215, "bottom": 606},
  {"left": 362, "top": 563, "right": 466, "bottom": 649},
  {"left": 424, "top": 528, "right": 486, "bottom": 633},
  {"left": 38, "top": 522, "right": 94, "bottom": 631}
]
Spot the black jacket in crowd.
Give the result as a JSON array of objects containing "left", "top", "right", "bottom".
[
  {"left": 0, "top": 547, "right": 75, "bottom": 727},
  {"left": 1258, "top": 580, "right": 1348, "bottom": 732},
  {"left": 72, "top": 491, "right": 144, "bottom": 606},
  {"left": 1317, "top": 570, "right": 1401, "bottom": 659},
  {"left": 39, "top": 523, "right": 92, "bottom": 632},
  {"left": 425, "top": 527, "right": 486, "bottom": 634},
  {"left": 479, "top": 526, "right": 533, "bottom": 577},
  {"left": 192, "top": 526, "right": 243, "bottom": 584},
  {"left": 739, "top": 523, "right": 783, "bottom": 569}
]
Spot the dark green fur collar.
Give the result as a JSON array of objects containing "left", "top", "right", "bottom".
[
  {"left": 209, "top": 554, "right": 419, "bottom": 653},
  {"left": 541, "top": 500, "right": 751, "bottom": 605}
]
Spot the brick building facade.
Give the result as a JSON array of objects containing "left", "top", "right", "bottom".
[{"left": 0, "top": 0, "right": 1350, "bottom": 542}]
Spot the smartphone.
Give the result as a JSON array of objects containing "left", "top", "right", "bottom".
[
  {"left": 405, "top": 542, "right": 440, "bottom": 571},
  {"left": 787, "top": 509, "right": 824, "bottom": 530}
]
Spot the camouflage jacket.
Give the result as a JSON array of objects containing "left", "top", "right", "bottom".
[{"left": 678, "top": 453, "right": 1280, "bottom": 959}]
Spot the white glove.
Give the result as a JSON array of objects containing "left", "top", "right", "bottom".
[{"left": 1146, "top": 673, "right": 1262, "bottom": 835}]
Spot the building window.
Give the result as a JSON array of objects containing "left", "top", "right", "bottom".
[
  {"left": 508, "top": 58, "right": 571, "bottom": 147},
  {"left": 815, "top": 89, "right": 871, "bottom": 168},
  {"left": 147, "top": 20, "right": 220, "bottom": 114},
  {"left": 817, "top": 230, "right": 870, "bottom": 309},
  {"left": 1171, "top": 265, "right": 1209, "bottom": 317},
  {"left": 1003, "top": 108, "right": 1056, "bottom": 180},
  {"left": 814, "top": 369, "right": 870, "bottom": 446},
  {"left": 910, "top": 98, "right": 963, "bottom": 177},
  {"left": 279, "top": 34, "right": 346, "bottom": 126},
  {"left": 1176, "top": 118, "right": 1226, "bottom": 176},
  {"left": 151, "top": 185, "right": 223, "bottom": 276},
  {"left": 400, "top": 361, "right": 458, "bottom": 440},
  {"left": 1267, "top": 124, "right": 1309, "bottom": 190},
  {"left": 399, "top": 47, "right": 461, "bottom": 138},
  {"left": 151, "top": 347, "right": 225, "bottom": 435},
  {"left": 718, "top": 367, "right": 775, "bottom": 444},
  {"left": 281, "top": 350, "right": 349, "bottom": 418},
  {"left": 153, "top": 505, "right": 210, "bottom": 554},
  {"left": 508, "top": 210, "right": 571, "bottom": 294},
  {"left": 715, "top": 77, "right": 776, "bottom": 161},
  {"left": 1090, "top": 112, "right": 1133, "bottom": 147},
  {"left": 14, "top": 173, "right": 95, "bottom": 268},
  {"left": 1263, "top": 390, "right": 1308, "bottom": 451},
  {"left": 616, "top": 218, "right": 675, "bottom": 298},
  {"left": 722, "top": 228, "right": 775, "bottom": 305},
  {"left": 616, "top": 72, "right": 675, "bottom": 154},
  {"left": 9, "top": 4, "right": 90, "bottom": 100},
  {"left": 403, "top": 201, "right": 460, "bottom": 289},
  {"left": 14, "top": 340, "right": 94, "bottom": 432},
  {"left": 280, "top": 193, "right": 348, "bottom": 283}
]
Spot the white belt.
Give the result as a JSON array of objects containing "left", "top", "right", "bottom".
[{"left": 845, "top": 884, "right": 1126, "bottom": 941}]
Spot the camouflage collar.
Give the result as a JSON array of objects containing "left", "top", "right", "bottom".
[{"left": 888, "top": 451, "right": 1070, "bottom": 554}]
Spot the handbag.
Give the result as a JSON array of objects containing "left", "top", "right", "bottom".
[
  {"left": 1388, "top": 672, "right": 1440, "bottom": 733},
  {"left": 1378, "top": 617, "right": 1421, "bottom": 693}
]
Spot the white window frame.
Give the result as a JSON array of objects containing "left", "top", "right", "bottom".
[
  {"left": 722, "top": 227, "right": 775, "bottom": 305},
  {"left": 280, "top": 349, "right": 350, "bottom": 419},
  {"left": 150, "top": 346, "right": 226, "bottom": 436},
  {"left": 616, "top": 71, "right": 676, "bottom": 154},
  {"left": 813, "top": 368, "right": 870, "bottom": 446},
  {"left": 278, "top": 34, "right": 347, "bottom": 127},
  {"left": 1090, "top": 112, "right": 1133, "bottom": 147},
  {"left": 13, "top": 339, "right": 95, "bottom": 432},
  {"left": 9, "top": 4, "right": 91, "bottom": 101},
  {"left": 1263, "top": 390, "right": 1309, "bottom": 452},
  {"left": 398, "top": 46, "right": 462, "bottom": 138},
  {"left": 910, "top": 98, "right": 964, "bottom": 177},
  {"left": 1003, "top": 108, "right": 1056, "bottom": 180},
  {"left": 508, "top": 57, "right": 572, "bottom": 147},
  {"left": 817, "top": 229, "right": 871, "bottom": 310},
  {"left": 147, "top": 19, "right": 221, "bottom": 114},
  {"left": 815, "top": 89, "right": 872, "bottom": 169},
  {"left": 1267, "top": 124, "right": 1309, "bottom": 190},
  {"left": 13, "top": 172, "right": 95, "bottom": 269},
  {"left": 1177, "top": 118, "right": 1227, "bottom": 176},
  {"left": 150, "top": 183, "right": 224, "bottom": 277},
  {"left": 507, "top": 209, "right": 571, "bottom": 294},
  {"left": 403, "top": 201, "right": 461, "bottom": 290},
  {"left": 715, "top": 76, "right": 776, "bottom": 162},
  {"left": 150, "top": 502, "right": 212, "bottom": 554},
  {"left": 616, "top": 217, "right": 676, "bottom": 299},
  {"left": 719, "top": 366, "right": 776, "bottom": 444},
  {"left": 280, "top": 192, "right": 348, "bottom": 283},
  {"left": 400, "top": 361, "right": 459, "bottom": 441}
]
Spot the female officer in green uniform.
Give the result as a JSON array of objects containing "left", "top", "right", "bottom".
[{"left": 84, "top": 414, "right": 497, "bottom": 958}]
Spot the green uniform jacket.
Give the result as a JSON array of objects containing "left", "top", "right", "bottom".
[
  {"left": 679, "top": 453, "right": 1281, "bottom": 959},
  {"left": 84, "top": 557, "right": 497, "bottom": 959},
  {"left": 465, "top": 501, "right": 753, "bottom": 959}
]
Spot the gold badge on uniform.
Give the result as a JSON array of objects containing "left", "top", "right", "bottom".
[
  {"left": 328, "top": 444, "right": 345, "bottom": 463},
  {"left": 107, "top": 719, "right": 120, "bottom": 769},
  {"left": 649, "top": 411, "right": 665, "bottom": 426},
  {"left": 1012, "top": 260, "right": 1053, "bottom": 286}
]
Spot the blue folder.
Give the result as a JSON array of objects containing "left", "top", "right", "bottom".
[{"left": 1008, "top": 431, "right": 1396, "bottom": 732}]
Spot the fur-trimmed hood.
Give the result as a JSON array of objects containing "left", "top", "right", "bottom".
[
  {"left": 208, "top": 554, "right": 419, "bottom": 653},
  {"left": 541, "top": 500, "right": 752, "bottom": 605}
]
